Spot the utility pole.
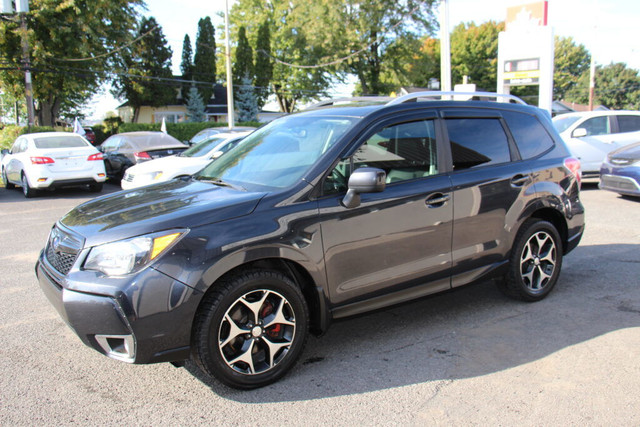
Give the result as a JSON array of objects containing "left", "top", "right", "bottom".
[
  {"left": 588, "top": 55, "right": 596, "bottom": 111},
  {"left": 440, "top": 0, "right": 452, "bottom": 94},
  {"left": 20, "top": 10, "right": 35, "bottom": 129},
  {"left": 224, "top": 0, "right": 235, "bottom": 128}
]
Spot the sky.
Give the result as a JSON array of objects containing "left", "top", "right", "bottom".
[{"left": 86, "top": 0, "right": 640, "bottom": 120}]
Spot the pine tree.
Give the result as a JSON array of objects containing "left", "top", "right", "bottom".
[
  {"left": 233, "top": 26, "right": 254, "bottom": 93},
  {"left": 235, "top": 75, "right": 258, "bottom": 122},
  {"left": 113, "top": 16, "right": 174, "bottom": 123},
  {"left": 181, "top": 34, "right": 194, "bottom": 81},
  {"left": 193, "top": 17, "right": 216, "bottom": 104},
  {"left": 253, "top": 20, "right": 273, "bottom": 110},
  {"left": 186, "top": 84, "right": 206, "bottom": 122}
]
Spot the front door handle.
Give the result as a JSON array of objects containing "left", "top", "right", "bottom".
[
  {"left": 510, "top": 174, "right": 530, "bottom": 187},
  {"left": 425, "top": 193, "right": 450, "bottom": 208}
]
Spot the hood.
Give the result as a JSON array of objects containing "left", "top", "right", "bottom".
[
  {"left": 126, "top": 155, "right": 207, "bottom": 174},
  {"left": 60, "top": 178, "right": 267, "bottom": 247},
  {"left": 609, "top": 142, "right": 640, "bottom": 161}
]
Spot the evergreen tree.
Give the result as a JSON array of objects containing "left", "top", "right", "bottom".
[
  {"left": 233, "top": 26, "right": 254, "bottom": 93},
  {"left": 253, "top": 21, "right": 273, "bottom": 109},
  {"left": 193, "top": 17, "right": 216, "bottom": 104},
  {"left": 186, "top": 84, "right": 206, "bottom": 122},
  {"left": 113, "top": 17, "right": 174, "bottom": 123},
  {"left": 181, "top": 34, "right": 194, "bottom": 81},
  {"left": 235, "top": 75, "right": 259, "bottom": 122}
]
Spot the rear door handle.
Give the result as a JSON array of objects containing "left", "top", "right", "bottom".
[
  {"left": 510, "top": 174, "right": 530, "bottom": 187},
  {"left": 425, "top": 193, "right": 450, "bottom": 208}
]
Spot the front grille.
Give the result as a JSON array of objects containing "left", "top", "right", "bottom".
[
  {"left": 44, "top": 226, "right": 83, "bottom": 275},
  {"left": 123, "top": 173, "right": 134, "bottom": 182},
  {"left": 601, "top": 175, "right": 640, "bottom": 191}
]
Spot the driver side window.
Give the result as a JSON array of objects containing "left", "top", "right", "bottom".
[{"left": 324, "top": 119, "right": 438, "bottom": 195}]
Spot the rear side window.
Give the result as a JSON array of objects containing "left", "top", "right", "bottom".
[
  {"left": 617, "top": 115, "right": 640, "bottom": 133},
  {"left": 33, "top": 135, "right": 88, "bottom": 149},
  {"left": 445, "top": 118, "right": 510, "bottom": 170},
  {"left": 502, "top": 111, "right": 555, "bottom": 159}
]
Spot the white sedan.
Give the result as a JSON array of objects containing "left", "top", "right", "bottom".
[
  {"left": 121, "top": 131, "right": 250, "bottom": 190},
  {"left": 1, "top": 132, "right": 106, "bottom": 198}
]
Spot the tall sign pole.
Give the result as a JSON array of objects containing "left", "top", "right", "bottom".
[
  {"left": 224, "top": 0, "right": 235, "bottom": 127},
  {"left": 20, "top": 10, "right": 35, "bottom": 129},
  {"left": 439, "top": 0, "right": 451, "bottom": 93}
]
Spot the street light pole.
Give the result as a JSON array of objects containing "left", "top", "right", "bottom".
[{"left": 224, "top": 0, "right": 235, "bottom": 128}]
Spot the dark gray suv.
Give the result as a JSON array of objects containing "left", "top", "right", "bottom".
[{"left": 36, "top": 93, "right": 584, "bottom": 389}]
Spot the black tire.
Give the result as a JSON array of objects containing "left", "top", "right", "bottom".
[
  {"left": 2, "top": 168, "right": 15, "bottom": 189},
  {"left": 192, "top": 269, "right": 309, "bottom": 389},
  {"left": 497, "top": 219, "right": 563, "bottom": 302},
  {"left": 21, "top": 173, "right": 38, "bottom": 198},
  {"left": 89, "top": 182, "right": 103, "bottom": 193}
]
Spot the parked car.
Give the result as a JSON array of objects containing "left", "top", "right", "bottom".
[
  {"left": 187, "top": 126, "right": 256, "bottom": 145},
  {"left": 83, "top": 127, "right": 97, "bottom": 146},
  {"left": 1, "top": 132, "right": 106, "bottom": 197},
  {"left": 100, "top": 132, "right": 188, "bottom": 181},
  {"left": 36, "top": 92, "right": 584, "bottom": 389},
  {"left": 121, "top": 131, "right": 250, "bottom": 190},
  {"left": 552, "top": 110, "right": 640, "bottom": 178},
  {"left": 599, "top": 141, "right": 640, "bottom": 197}
]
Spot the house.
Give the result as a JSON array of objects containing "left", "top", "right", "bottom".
[{"left": 117, "top": 82, "right": 285, "bottom": 124}]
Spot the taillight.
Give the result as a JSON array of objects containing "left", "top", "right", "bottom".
[
  {"left": 30, "top": 156, "right": 54, "bottom": 165},
  {"left": 134, "top": 151, "right": 151, "bottom": 160},
  {"left": 564, "top": 157, "right": 582, "bottom": 187},
  {"left": 88, "top": 153, "right": 103, "bottom": 161}
]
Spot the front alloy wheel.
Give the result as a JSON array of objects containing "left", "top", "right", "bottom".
[
  {"left": 192, "top": 270, "right": 309, "bottom": 389},
  {"left": 218, "top": 289, "right": 296, "bottom": 375}
]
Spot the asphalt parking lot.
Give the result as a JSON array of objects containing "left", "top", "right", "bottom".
[{"left": 0, "top": 182, "right": 638, "bottom": 425}]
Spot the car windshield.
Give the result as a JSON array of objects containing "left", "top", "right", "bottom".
[
  {"left": 33, "top": 135, "right": 88, "bottom": 149},
  {"left": 195, "top": 115, "right": 356, "bottom": 191},
  {"left": 190, "top": 130, "right": 217, "bottom": 144},
  {"left": 179, "top": 136, "right": 227, "bottom": 158},
  {"left": 552, "top": 115, "right": 581, "bottom": 133}
]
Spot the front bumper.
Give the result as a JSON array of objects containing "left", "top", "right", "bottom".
[
  {"left": 36, "top": 248, "right": 202, "bottom": 364},
  {"left": 599, "top": 164, "right": 640, "bottom": 196}
]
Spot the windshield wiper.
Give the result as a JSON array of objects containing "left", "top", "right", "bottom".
[{"left": 197, "top": 177, "right": 246, "bottom": 191}]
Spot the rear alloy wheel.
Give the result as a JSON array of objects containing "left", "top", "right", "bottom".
[
  {"left": 192, "top": 270, "right": 309, "bottom": 389},
  {"left": 2, "top": 169, "right": 15, "bottom": 189},
  {"left": 497, "top": 219, "right": 563, "bottom": 301},
  {"left": 21, "top": 173, "right": 38, "bottom": 198}
]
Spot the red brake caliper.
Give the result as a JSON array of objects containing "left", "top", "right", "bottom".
[{"left": 260, "top": 300, "right": 281, "bottom": 338}]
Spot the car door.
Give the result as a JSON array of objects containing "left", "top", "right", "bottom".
[
  {"left": 6, "top": 138, "right": 27, "bottom": 182},
  {"left": 442, "top": 109, "right": 534, "bottom": 288},
  {"left": 611, "top": 114, "right": 640, "bottom": 146},
  {"left": 565, "top": 115, "right": 616, "bottom": 173},
  {"left": 317, "top": 113, "right": 453, "bottom": 315}
]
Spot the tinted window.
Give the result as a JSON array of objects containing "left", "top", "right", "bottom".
[
  {"left": 503, "top": 111, "right": 554, "bottom": 159},
  {"left": 446, "top": 118, "right": 510, "bottom": 170},
  {"left": 579, "top": 116, "right": 610, "bottom": 136},
  {"left": 617, "top": 115, "right": 640, "bottom": 133}
]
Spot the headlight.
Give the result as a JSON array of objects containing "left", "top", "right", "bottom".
[
  {"left": 148, "top": 171, "right": 163, "bottom": 181},
  {"left": 84, "top": 230, "right": 187, "bottom": 276}
]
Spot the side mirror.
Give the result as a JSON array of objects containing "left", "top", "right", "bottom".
[
  {"left": 210, "top": 151, "right": 224, "bottom": 159},
  {"left": 1, "top": 149, "right": 9, "bottom": 156},
  {"left": 342, "top": 167, "right": 386, "bottom": 209},
  {"left": 572, "top": 128, "right": 588, "bottom": 138}
]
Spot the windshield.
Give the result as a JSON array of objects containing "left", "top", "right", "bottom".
[
  {"left": 190, "top": 129, "right": 217, "bottom": 144},
  {"left": 552, "top": 115, "right": 581, "bottom": 133},
  {"left": 195, "top": 115, "right": 356, "bottom": 191},
  {"left": 180, "top": 136, "right": 227, "bottom": 157},
  {"left": 34, "top": 135, "right": 88, "bottom": 149}
]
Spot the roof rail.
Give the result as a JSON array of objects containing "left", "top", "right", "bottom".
[
  {"left": 305, "top": 96, "right": 393, "bottom": 110},
  {"left": 386, "top": 91, "right": 527, "bottom": 106}
]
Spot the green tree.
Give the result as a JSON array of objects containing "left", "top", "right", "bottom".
[
  {"left": 112, "top": 17, "right": 175, "bottom": 123},
  {"left": 181, "top": 34, "right": 194, "bottom": 81},
  {"left": 186, "top": 84, "right": 205, "bottom": 122},
  {"left": 450, "top": 21, "right": 504, "bottom": 90},
  {"left": 253, "top": 20, "right": 273, "bottom": 109},
  {"left": 0, "top": 0, "right": 143, "bottom": 126},
  {"left": 566, "top": 63, "right": 640, "bottom": 110},
  {"left": 193, "top": 17, "right": 216, "bottom": 104},
  {"left": 233, "top": 27, "right": 254, "bottom": 95},
  {"left": 553, "top": 36, "right": 591, "bottom": 100}
]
